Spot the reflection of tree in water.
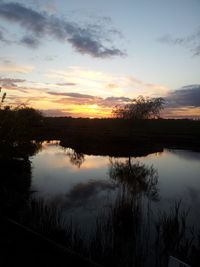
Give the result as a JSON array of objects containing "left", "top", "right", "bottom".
[
  {"left": 109, "top": 157, "right": 159, "bottom": 201},
  {"left": 90, "top": 194, "right": 146, "bottom": 266},
  {"left": 94, "top": 159, "right": 200, "bottom": 267},
  {"left": 0, "top": 140, "right": 42, "bottom": 160},
  {"left": 88, "top": 158, "right": 159, "bottom": 266},
  {"left": 90, "top": 193, "right": 200, "bottom": 267},
  {"left": 0, "top": 158, "right": 31, "bottom": 218},
  {"left": 66, "top": 149, "right": 85, "bottom": 168},
  {"left": 90, "top": 157, "right": 159, "bottom": 266},
  {"left": 0, "top": 141, "right": 41, "bottom": 219}
]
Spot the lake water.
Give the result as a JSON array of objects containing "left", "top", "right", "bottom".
[
  {"left": 30, "top": 140, "right": 200, "bottom": 229},
  {"left": 2, "top": 139, "right": 199, "bottom": 266}
]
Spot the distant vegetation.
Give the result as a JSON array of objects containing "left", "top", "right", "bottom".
[
  {"left": 0, "top": 89, "right": 199, "bottom": 153},
  {"left": 0, "top": 88, "right": 43, "bottom": 141}
]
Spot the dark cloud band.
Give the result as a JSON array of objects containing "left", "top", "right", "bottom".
[
  {"left": 47, "top": 91, "right": 132, "bottom": 106},
  {"left": 0, "top": 2, "right": 126, "bottom": 58},
  {"left": 48, "top": 91, "right": 96, "bottom": 99},
  {"left": 56, "top": 82, "right": 77, "bottom": 86},
  {"left": 166, "top": 85, "right": 200, "bottom": 108}
]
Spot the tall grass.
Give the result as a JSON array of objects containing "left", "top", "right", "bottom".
[
  {"left": 21, "top": 197, "right": 86, "bottom": 254},
  {"left": 89, "top": 192, "right": 149, "bottom": 267},
  {"left": 154, "top": 200, "right": 196, "bottom": 267},
  {"left": 19, "top": 195, "right": 200, "bottom": 267}
]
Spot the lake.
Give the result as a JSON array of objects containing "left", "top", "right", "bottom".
[
  {"left": 30, "top": 140, "right": 200, "bottom": 229},
  {"left": 2, "top": 139, "right": 200, "bottom": 266}
]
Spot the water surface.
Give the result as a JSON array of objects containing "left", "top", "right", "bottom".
[{"left": 30, "top": 141, "right": 200, "bottom": 228}]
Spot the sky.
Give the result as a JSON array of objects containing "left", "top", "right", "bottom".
[{"left": 0, "top": 0, "right": 200, "bottom": 118}]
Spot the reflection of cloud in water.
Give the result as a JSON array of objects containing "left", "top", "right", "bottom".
[
  {"left": 39, "top": 143, "right": 109, "bottom": 169},
  {"left": 40, "top": 155, "right": 108, "bottom": 170},
  {"left": 170, "top": 150, "right": 200, "bottom": 161},
  {"left": 81, "top": 156, "right": 108, "bottom": 169},
  {"left": 51, "top": 179, "right": 116, "bottom": 210}
]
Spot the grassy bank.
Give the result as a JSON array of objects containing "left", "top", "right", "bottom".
[
  {"left": 40, "top": 117, "right": 200, "bottom": 138},
  {"left": 30, "top": 117, "right": 200, "bottom": 156},
  {"left": 1, "top": 108, "right": 199, "bottom": 151}
]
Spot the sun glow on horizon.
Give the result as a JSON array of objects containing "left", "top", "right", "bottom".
[{"left": 0, "top": 1, "right": 199, "bottom": 119}]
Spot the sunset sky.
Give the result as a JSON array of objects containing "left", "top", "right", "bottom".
[{"left": 0, "top": 0, "right": 200, "bottom": 118}]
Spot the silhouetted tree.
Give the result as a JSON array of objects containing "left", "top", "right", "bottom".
[
  {"left": 113, "top": 96, "right": 165, "bottom": 120},
  {"left": 0, "top": 87, "right": 6, "bottom": 109},
  {"left": 0, "top": 105, "right": 43, "bottom": 141}
]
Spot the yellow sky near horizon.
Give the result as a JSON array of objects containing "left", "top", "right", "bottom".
[{"left": 1, "top": 66, "right": 200, "bottom": 119}]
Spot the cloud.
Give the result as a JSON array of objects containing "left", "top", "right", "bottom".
[
  {"left": 158, "top": 28, "right": 200, "bottom": 56},
  {"left": 51, "top": 179, "right": 115, "bottom": 210},
  {"left": 0, "top": 26, "right": 10, "bottom": 43},
  {"left": 47, "top": 67, "right": 170, "bottom": 98},
  {"left": 47, "top": 91, "right": 132, "bottom": 107},
  {"left": 106, "top": 83, "right": 118, "bottom": 89},
  {"left": 41, "top": 109, "right": 72, "bottom": 117},
  {"left": 48, "top": 91, "right": 95, "bottom": 99},
  {"left": 102, "top": 96, "right": 132, "bottom": 107},
  {"left": 67, "top": 36, "right": 125, "bottom": 58},
  {"left": 0, "top": 77, "right": 25, "bottom": 88},
  {"left": 166, "top": 85, "right": 200, "bottom": 108},
  {"left": 47, "top": 67, "right": 115, "bottom": 85},
  {"left": 20, "top": 35, "right": 40, "bottom": 48},
  {"left": 162, "top": 85, "right": 200, "bottom": 118},
  {"left": 56, "top": 82, "right": 77, "bottom": 86},
  {"left": 0, "top": 29, "right": 5, "bottom": 42},
  {"left": 39, "top": 0, "right": 58, "bottom": 14},
  {"left": 44, "top": 55, "right": 57, "bottom": 61},
  {"left": 0, "top": 2, "right": 46, "bottom": 33},
  {"left": 0, "top": 1, "right": 125, "bottom": 58}
]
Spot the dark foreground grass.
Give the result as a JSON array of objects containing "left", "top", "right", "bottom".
[
  {"left": 0, "top": 216, "right": 101, "bottom": 267},
  {"left": 7, "top": 195, "right": 200, "bottom": 267}
]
